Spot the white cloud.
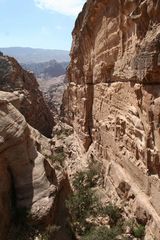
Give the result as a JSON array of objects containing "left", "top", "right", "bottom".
[{"left": 34, "top": 0, "right": 85, "bottom": 16}]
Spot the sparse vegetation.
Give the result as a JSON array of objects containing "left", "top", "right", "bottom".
[
  {"left": 10, "top": 157, "right": 146, "bottom": 240},
  {"left": 55, "top": 126, "right": 74, "bottom": 139},
  {"left": 100, "top": 203, "right": 122, "bottom": 226},
  {"left": 132, "top": 223, "right": 145, "bottom": 238},
  {"left": 81, "top": 226, "right": 122, "bottom": 240},
  {"left": 86, "top": 160, "right": 103, "bottom": 187},
  {"left": 66, "top": 165, "right": 146, "bottom": 239},
  {"left": 50, "top": 146, "right": 66, "bottom": 166},
  {"left": 66, "top": 167, "right": 123, "bottom": 237},
  {"left": 66, "top": 170, "right": 99, "bottom": 234}
]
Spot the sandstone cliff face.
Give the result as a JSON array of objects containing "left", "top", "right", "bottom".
[
  {"left": 38, "top": 74, "right": 67, "bottom": 116},
  {"left": 64, "top": 0, "right": 160, "bottom": 238},
  {"left": 0, "top": 56, "right": 70, "bottom": 239},
  {"left": 0, "top": 91, "right": 67, "bottom": 239},
  {"left": 0, "top": 55, "right": 54, "bottom": 137}
]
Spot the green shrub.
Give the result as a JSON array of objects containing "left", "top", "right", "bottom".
[
  {"left": 66, "top": 170, "right": 101, "bottom": 234},
  {"left": 72, "top": 171, "right": 86, "bottom": 190},
  {"left": 67, "top": 169, "right": 123, "bottom": 236},
  {"left": 100, "top": 203, "right": 122, "bottom": 226},
  {"left": 66, "top": 187, "right": 98, "bottom": 234},
  {"left": 132, "top": 224, "right": 145, "bottom": 238},
  {"left": 72, "top": 161, "right": 102, "bottom": 190},
  {"left": 126, "top": 219, "right": 145, "bottom": 239},
  {"left": 86, "top": 164, "right": 100, "bottom": 188},
  {"left": 67, "top": 170, "right": 127, "bottom": 238}
]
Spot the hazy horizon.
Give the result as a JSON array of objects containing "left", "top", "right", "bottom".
[
  {"left": 0, "top": 46, "right": 70, "bottom": 51},
  {"left": 0, "top": 46, "right": 70, "bottom": 63}
]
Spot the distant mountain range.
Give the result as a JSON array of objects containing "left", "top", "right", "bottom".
[
  {"left": 22, "top": 60, "right": 68, "bottom": 79},
  {"left": 0, "top": 47, "right": 70, "bottom": 63}
]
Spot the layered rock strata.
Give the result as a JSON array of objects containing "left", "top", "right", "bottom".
[
  {"left": 0, "top": 90, "right": 68, "bottom": 240},
  {"left": 0, "top": 55, "right": 54, "bottom": 137},
  {"left": 0, "top": 56, "right": 69, "bottom": 239},
  {"left": 64, "top": 0, "right": 160, "bottom": 238}
]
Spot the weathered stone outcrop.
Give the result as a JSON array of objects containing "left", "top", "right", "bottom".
[
  {"left": 38, "top": 74, "right": 67, "bottom": 117},
  {"left": 0, "top": 91, "right": 67, "bottom": 240},
  {"left": 0, "top": 56, "right": 69, "bottom": 239},
  {"left": 64, "top": 0, "right": 160, "bottom": 238},
  {"left": 0, "top": 55, "right": 54, "bottom": 137}
]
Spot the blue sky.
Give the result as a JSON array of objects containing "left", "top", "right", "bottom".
[{"left": 0, "top": 0, "right": 85, "bottom": 50}]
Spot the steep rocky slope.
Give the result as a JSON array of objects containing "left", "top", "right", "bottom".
[
  {"left": 0, "top": 55, "right": 54, "bottom": 137},
  {"left": 0, "top": 56, "right": 71, "bottom": 240},
  {"left": 0, "top": 92, "right": 71, "bottom": 240},
  {"left": 63, "top": 0, "right": 160, "bottom": 238},
  {"left": 39, "top": 75, "right": 67, "bottom": 115}
]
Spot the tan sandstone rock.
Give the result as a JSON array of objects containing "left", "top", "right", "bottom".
[
  {"left": 0, "top": 91, "right": 66, "bottom": 239},
  {"left": 0, "top": 55, "right": 54, "bottom": 137},
  {"left": 63, "top": 0, "right": 160, "bottom": 238}
]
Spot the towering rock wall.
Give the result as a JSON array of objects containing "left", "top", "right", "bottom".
[
  {"left": 65, "top": 0, "right": 160, "bottom": 238},
  {"left": 0, "top": 57, "right": 68, "bottom": 239},
  {"left": 0, "top": 92, "right": 70, "bottom": 239},
  {"left": 0, "top": 55, "right": 54, "bottom": 137}
]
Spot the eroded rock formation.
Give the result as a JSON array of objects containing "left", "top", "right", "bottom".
[
  {"left": 0, "top": 56, "right": 70, "bottom": 240},
  {"left": 64, "top": 0, "right": 160, "bottom": 238},
  {"left": 0, "top": 90, "right": 68, "bottom": 239},
  {"left": 38, "top": 74, "right": 67, "bottom": 116},
  {"left": 0, "top": 55, "right": 54, "bottom": 137}
]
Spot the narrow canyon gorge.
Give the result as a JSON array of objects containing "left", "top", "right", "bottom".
[{"left": 1, "top": 0, "right": 160, "bottom": 239}]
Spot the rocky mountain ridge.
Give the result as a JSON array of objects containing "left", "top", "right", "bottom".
[
  {"left": 0, "top": 47, "right": 70, "bottom": 63},
  {"left": 22, "top": 60, "right": 68, "bottom": 80}
]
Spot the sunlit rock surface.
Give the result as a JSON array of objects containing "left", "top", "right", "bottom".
[
  {"left": 0, "top": 55, "right": 54, "bottom": 137},
  {"left": 64, "top": 0, "right": 160, "bottom": 238},
  {"left": 0, "top": 57, "right": 68, "bottom": 239}
]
